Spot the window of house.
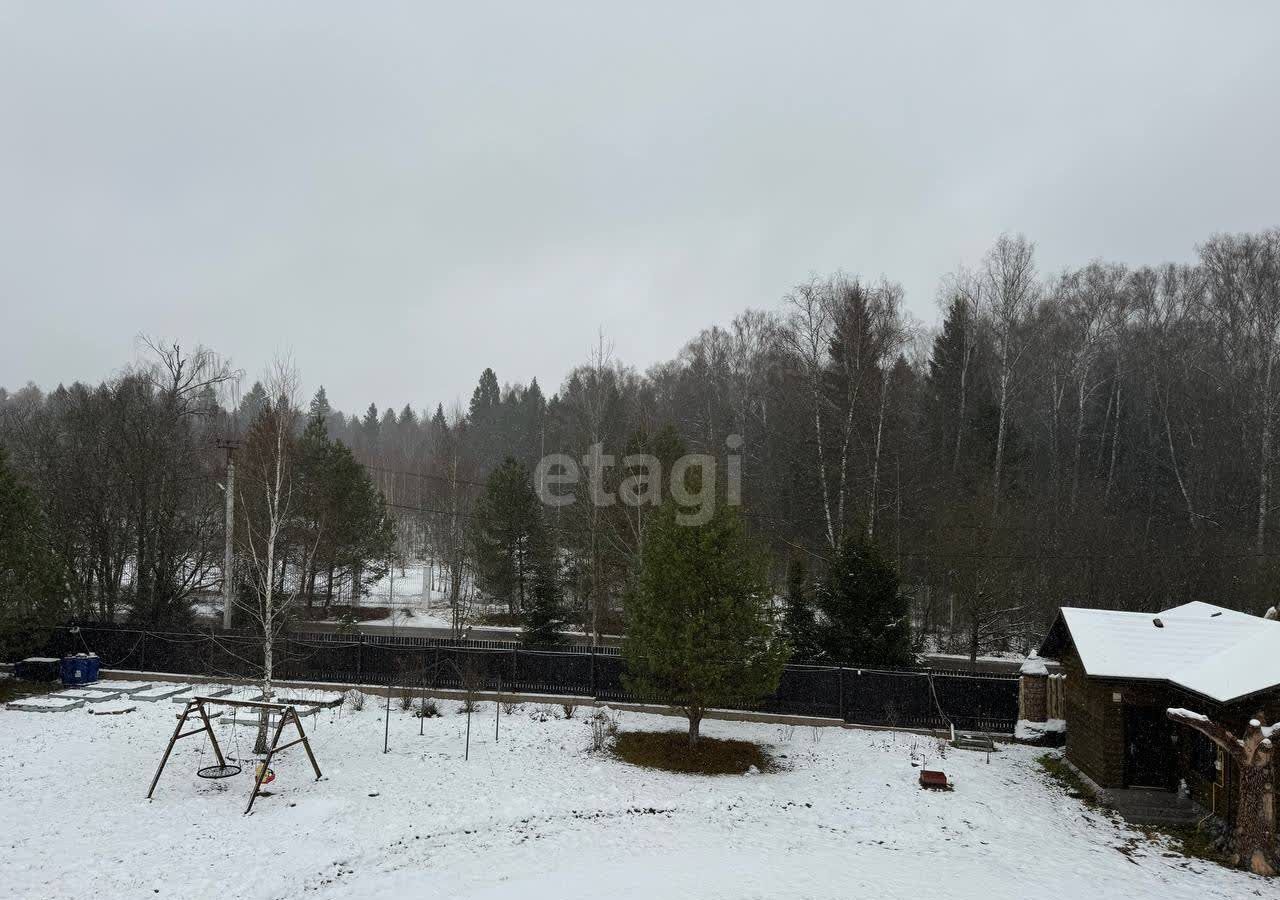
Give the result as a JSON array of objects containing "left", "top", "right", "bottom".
[{"left": 1189, "top": 732, "right": 1218, "bottom": 782}]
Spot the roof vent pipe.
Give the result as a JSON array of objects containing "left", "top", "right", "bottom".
[{"left": 1153, "top": 617, "right": 1164, "bottom": 628}]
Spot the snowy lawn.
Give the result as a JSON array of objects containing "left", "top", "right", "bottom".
[{"left": 0, "top": 691, "right": 1267, "bottom": 900}]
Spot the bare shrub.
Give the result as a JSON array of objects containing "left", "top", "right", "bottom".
[
  {"left": 460, "top": 661, "right": 485, "bottom": 714},
  {"left": 589, "top": 706, "right": 620, "bottom": 752},
  {"left": 415, "top": 697, "right": 440, "bottom": 719},
  {"left": 346, "top": 689, "right": 367, "bottom": 711},
  {"left": 561, "top": 703, "right": 576, "bottom": 720},
  {"left": 502, "top": 700, "right": 522, "bottom": 715},
  {"left": 398, "top": 690, "right": 414, "bottom": 711}
]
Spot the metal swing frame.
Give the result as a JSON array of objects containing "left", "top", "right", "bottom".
[{"left": 146, "top": 696, "right": 323, "bottom": 814}]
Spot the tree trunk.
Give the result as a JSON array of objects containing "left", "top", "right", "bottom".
[
  {"left": 953, "top": 343, "right": 969, "bottom": 473},
  {"left": 1104, "top": 371, "right": 1122, "bottom": 503},
  {"left": 1162, "top": 397, "right": 1195, "bottom": 527},
  {"left": 811, "top": 374, "right": 837, "bottom": 550},
  {"left": 867, "top": 378, "right": 888, "bottom": 541},
  {"left": 1168, "top": 710, "right": 1276, "bottom": 876},
  {"left": 1069, "top": 363, "right": 1089, "bottom": 514},
  {"left": 992, "top": 360, "right": 1010, "bottom": 519},
  {"left": 305, "top": 563, "right": 316, "bottom": 611},
  {"left": 968, "top": 615, "right": 980, "bottom": 667},
  {"left": 1257, "top": 348, "right": 1274, "bottom": 554},
  {"left": 1237, "top": 755, "right": 1277, "bottom": 876},
  {"left": 688, "top": 709, "right": 702, "bottom": 747}
]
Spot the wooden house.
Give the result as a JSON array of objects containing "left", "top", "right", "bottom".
[{"left": 1039, "top": 601, "right": 1280, "bottom": 821}]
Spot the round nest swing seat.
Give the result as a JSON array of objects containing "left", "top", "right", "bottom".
[{"left": 196, "top": 764, "right": 242, "bottom": 779}]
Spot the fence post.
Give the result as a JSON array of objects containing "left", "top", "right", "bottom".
[
  {"left": 589, "top": 648, "right": 596, "bottom": 698},
  {"left": 139, "top": 631, "right": 147, "bottom": 671},
  {"left": 512, "top": 648, "right": 518, "bottom": 691},
  {"left": 356, "top": 633, "right": 364, "bottom": 683},
  {"left": 837, "top": 666, "right": 845, "bottom": 721}
]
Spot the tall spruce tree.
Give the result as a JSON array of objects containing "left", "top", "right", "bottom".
[
  {"left": 472, "top": 457, "right": 542, "bottom": 615},
  {"left": 469, "top": 368, "right": 501, "bottom": 420},
  {"left": 624, "top": 500, "right": 789, "bottom": 746},
  {"left": 290, "top": 412, "right": 395, "bottom": 610},
  {"left": 814, "top": 537, "right": 911, "bottom": 666},
  {"left": 522, "top": 526, "right": 563, "bottom": 646},
  {"left": 237, "top": 380, "right": 268, "bottom": 430},
  {"left": 781, "top": 555, "right": 819, "bottom": 660},
  {"left": 308, "top": 386, "right": 332, "bottom": 423},
  {"left": 0, "top": 446, "right": 63, "bottom": 658}
]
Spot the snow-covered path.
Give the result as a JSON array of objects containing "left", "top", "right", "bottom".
[{"left": 0, "top": 693, "right": 1265, "bottom": 899}]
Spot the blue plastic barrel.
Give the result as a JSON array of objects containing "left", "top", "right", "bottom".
[{"left": 60, "top": 653, "right": 100, "bottom": 686}]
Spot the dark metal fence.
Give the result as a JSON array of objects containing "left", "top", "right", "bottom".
[{"left": 32, "top": 625, "right": 1019, "bottom": 732}]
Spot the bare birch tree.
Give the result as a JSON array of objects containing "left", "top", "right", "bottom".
[
  {"left": 1131, "top": 265, "right": 1205, "bottom": 528},
  {"left": 980, "top": 234, "right": 1039, "bottom": 519},
  {"left": 780, "top": 279, "right": 837, "bottom": 549},
  {"left": 938, "top": 269, "right": 983, "bottom": 474},
  {"left": 234, "top": 359, "right": 320, "bottom": 753},
  {"left": 1201, "top": 230, "right": 1280, "bottom": 553},
  {"left": 865, "top": 280, "right": 912, "bottom": 541}
]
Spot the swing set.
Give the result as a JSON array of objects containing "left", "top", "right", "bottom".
[{"left": 146, "top": 696, "right": 323, "bottom": 814}]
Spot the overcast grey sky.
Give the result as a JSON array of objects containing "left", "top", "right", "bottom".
[{"left": 2, "top": 2, "right": 1278, "bottom": 413}]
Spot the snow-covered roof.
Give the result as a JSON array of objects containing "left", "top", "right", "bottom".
[
  {"left": 1019, "top": 651, "right": 1048, "bottom": 676},
  {"left": 1043, "top": 601, "right": 1280, "bottom": 704}
]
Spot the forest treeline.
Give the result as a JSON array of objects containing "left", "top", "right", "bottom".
[{"left": 3, "top": 229, "right": 1279, "bottom": 658}]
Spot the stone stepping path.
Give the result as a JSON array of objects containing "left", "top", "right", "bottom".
[
  {"left": 89, "top": 680, "right": 153, "bottom": 693},
  {"left": 88, "top": 700, "right": 137, "bottom": 716},
  {"left": 132, "top": 684, "right": 189, "bottom": 702},
  {"left": 53, "top": 688, "right": 125, "bottom": 703},
  {"left": 7, "top": 696, "right": 84, "bottom": 712}
]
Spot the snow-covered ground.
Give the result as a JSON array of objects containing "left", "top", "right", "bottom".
[
  {"left": 192, "top": 563, "right": 531, "bottom": 632},
  {"left": 0, "top": 687, "right": 1263, "bottom": 900}
]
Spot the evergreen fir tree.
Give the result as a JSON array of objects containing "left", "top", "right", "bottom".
[
  {"left": 289, "top": 417, "right": 396, "bottom": 609},
  {"left": 469, "top": 368, "right": 501, "bottom": 420},
  {"left": 308, "top": 386, "right": 332, "bottom": 423},
  {"left": 0, "top": 446, "right": 63, "bottom": 659},
  {"left": 813, "top": 537, "right": 911, "bottom": 666},
  {"left": 237, "top": 381, "right": 268, "bottom": 429},
  {"left": 468, "top": 368, "right": 503, "bottom": 470},
  {"left": 472, "top": 457, "right": 542, "bottom": 615},
  {"left": 927, "top": 294, "right": 997, "bottom": 475},
  {"left": 361, "top": 403, "right": 380, "bottom": 446},
  {"left": 781, "top": 555, "right": 819, "bottom": 660},
  {"left": 522, "top": 526, "right": 563, "bottom": 646},
  {"left": 623, "top": 500, "right": 789, "bottom": 746}
]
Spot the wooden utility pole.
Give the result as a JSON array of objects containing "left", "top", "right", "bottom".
[{"left": 216, "top": 438, "right": 242, "bottom": 630}]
